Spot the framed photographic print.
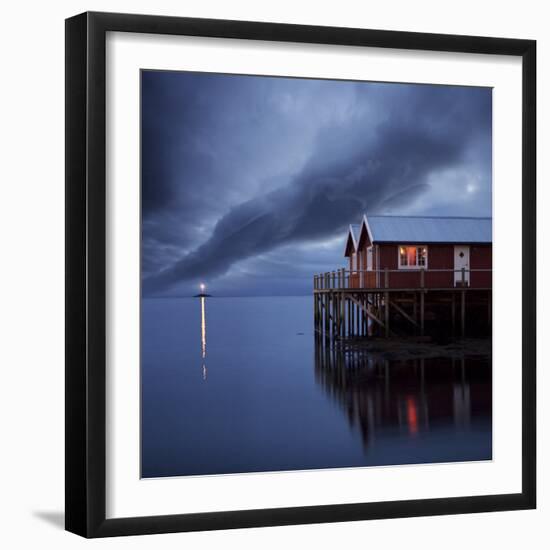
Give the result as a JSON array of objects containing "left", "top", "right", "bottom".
[{"left": 65, "top": 11, "right": 536, "bottom": 538}]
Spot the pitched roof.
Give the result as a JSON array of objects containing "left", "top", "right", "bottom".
[
  {"left": 365, "top": 215, "right": 492, "bottom": 244},
  {"left": 349, "top": 224, "right": 360, "bottom": 245},
  {"left": 344, "top": 224, "right": 360, "bottom": 256}
]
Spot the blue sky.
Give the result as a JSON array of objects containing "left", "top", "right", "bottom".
[{"left": 141, "top": 71, "right": 492, "bottom": 297}]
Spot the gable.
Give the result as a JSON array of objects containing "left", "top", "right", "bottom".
[
  {"left": 357, "top": 216, "right": 372, "bottom": 250},
  {"left": 344, "top": 224, "right": 359, "bottom": 257}
]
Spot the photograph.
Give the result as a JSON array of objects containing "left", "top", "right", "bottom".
[
  {"left": 0, "top": 0, "right": 541, "bottom": 544},
  {"left": 140, "top": 70, "right": 493, "bottom": 479}
]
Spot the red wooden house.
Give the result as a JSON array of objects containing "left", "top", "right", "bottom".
[{"left": 344, "top": 215, "right": 492, "bottom": 289}]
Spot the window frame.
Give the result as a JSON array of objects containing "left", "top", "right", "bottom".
[{"left": 397, "top": 245, "right": 429, "bottom": 270}]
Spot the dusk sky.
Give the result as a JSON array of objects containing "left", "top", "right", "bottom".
[{"left": 141, "top": 71, "right": 492, "bottom": 297}]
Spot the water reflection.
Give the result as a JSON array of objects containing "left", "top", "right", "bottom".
[
  {"left": 314, "top": 340, "right": 491, "bottom": 451},
  {"left": 142, "top": 297, "right": 492, "bottom": 477},
  {"left": 200, "top": 296, "right": 207, "bottom": 380}
]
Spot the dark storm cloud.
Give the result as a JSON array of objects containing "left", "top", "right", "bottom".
[{"left": 141, "top": 73, "right": 491, "bottom": 296}]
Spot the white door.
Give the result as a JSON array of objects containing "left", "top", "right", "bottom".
[
  {"left": 454, "top": 245, "right": 470, "bottom": 286},
  {"left": 366, "top": 247, "right": 373, "bottom": 270}
]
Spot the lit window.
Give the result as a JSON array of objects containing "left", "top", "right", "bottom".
[{"left": 399, "top": 246, "right": 427, "bottom": 268}]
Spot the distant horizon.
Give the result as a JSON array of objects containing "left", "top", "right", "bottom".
[{"left": 142, "top": 292, "right": 314, "bottom": 299}]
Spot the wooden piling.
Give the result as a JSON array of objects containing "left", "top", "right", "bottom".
[
  {"left": 420, "top": 290, "right": 425, "bottom": 336},
  {"left": 313, "top": 266, "right": 490, "bottom": 342},
  {"left": 324, "top": 274, "right": 330, "bottom": 337},
  {"left": 340, "top": 288, "right": 345, "bottom": 337},
  {"left": 314, "top": 293, "right": 318, "bottom": 331},
  {"left": 362, "top": 296, "right": 367, "bottom": 335},
  {"left": 350, "top": 302, "right": 355, "bottom": 336},
  {"left": 346, "top": 300, "right": 351, "bottom": 337},
  {"left": 461, "top": 290, "right": 466, "bottom": 337},
  {"left": 384, "top": 291, "right": 390, "bottom": 338},
  {"left": 451, "top": 292, "right": 456, "bottom": 334}
]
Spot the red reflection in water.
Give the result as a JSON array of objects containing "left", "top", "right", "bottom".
[{"left": 406, "top": 396, "right": 418, "bottom": 435}]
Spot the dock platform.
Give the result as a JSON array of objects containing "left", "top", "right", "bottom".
[{"left": 313, "top": 268, "right": 491, "bottom": 340}]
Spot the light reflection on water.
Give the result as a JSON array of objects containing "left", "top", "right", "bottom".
[
  {"left": 200, "top": 296, "right": 207, "bottom": 380},
  {"left": 314, "top": 341, "right": 489, "bottom": 452}
]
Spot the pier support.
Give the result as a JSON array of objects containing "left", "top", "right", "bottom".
[
  {"left": 420, "top": 291, "right": 425, "bottom": 336},
  {"left": 461, "top": 290, "right": 466, "bottom": 338},
  {"left": 339, "top": 292, "right": 345, "bottom": 338},
  {"left": 324, "top": 290, "right": 330, "bottom": 338},
  {"left": 451, "top": 292, "right": 456, "bottom": 335},
  {"left": 349, "top": 296, "right": 355, "bottom": 336},
  {"left": 384, "top": 291, "right": 390, "bottom": 338},
  {"left": 313, "top": 274, "right": 490, "bottom": 341},
  {"left": 389, "top": 299, "right": 419, "bottom": 329},
  {"left": 348, "top": 294, "right": 386, "bottom": 331}
]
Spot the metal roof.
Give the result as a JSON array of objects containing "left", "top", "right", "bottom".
[{"left": 366, "top": 215, "right": 492, "bottom": 244}]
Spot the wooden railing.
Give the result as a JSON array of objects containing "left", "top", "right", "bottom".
[{"left": 313, "top": 268, "right": 492, "bottom": 290}]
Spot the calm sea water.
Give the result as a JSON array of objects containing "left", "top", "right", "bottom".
[{"left": 141, "top": 296, "right": 492, "bottom": 478}]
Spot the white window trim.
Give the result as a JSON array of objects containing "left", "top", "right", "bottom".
[
  {"left": 366, "top": 246, "right": 373, "bottom": 271},
  {"left": 397, "top": 245, "right": 429, "bottom": 270}
]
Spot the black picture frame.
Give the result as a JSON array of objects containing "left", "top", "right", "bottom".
[{"left": 65, "top": 11, "right": 536, "bottom": 538}]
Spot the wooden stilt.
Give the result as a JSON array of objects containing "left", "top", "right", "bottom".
[
  {"left": 334, "top": 293, "right": 339, "bottom": 339},
  {"left": 420, "top": 290, "right": 425, "bottom": 336},
  {"left": 461, "top": 290, "right": 466, "bottom": 338},
  {"left": 314, "top": 276, "right": 320, "bottom": 332},
  {"left": 362, "top": 299, "right": 365, "bottom": 334},
  {"left": 352, "top": 298, "right": 355, "bottom": 337},
  {"left": 340, "top": 291, "right": 345, "bottom": 338},
  {"left": 384, "top": 291, "right": 390, "bottom": 338},
  {"left": 313, "top": 275, "right": 317, "bottom": 332},
  {"left": 358, "top": 296, "right": 362, "bottom": 336},
  {"left": 326, "top": 293, "right": 330, "bottom": 337},
  {"left": 348, "top": 300, "right": 353, "bottom": 338},
  {"left": 451, "top": 292, "right": 456, "bottom": 335},
  {"left": 389, "top": 299, "right": 418, "bottom": 327},
  {"left": 367, "top": 299, "right": 372, "bottom": 337},
  {"left": 314, "top": 266, "right": 490, "bottom": 343},
  {"left": 348, "top": 294, "right": 386, "bottom": 330},
  {"left": 349, "top": 296, "right": 352, "bottom": 338},
  {"left": 327, "top": 292, "right": 332, "bottom": 339},
  {"left": 334, "top": 295, "right": 338, "bottom": 338},
  {"left": 359, "top": 300, "right": 362, "bottom": 335}
]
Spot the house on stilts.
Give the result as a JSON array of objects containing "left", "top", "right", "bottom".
[{"left": 314, "top": 214, "right": 492, "bottom": 340}]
